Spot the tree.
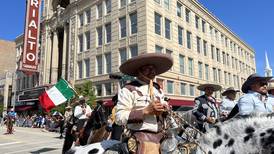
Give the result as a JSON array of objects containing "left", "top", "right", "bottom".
[{"left": 75, "top": 80, "right": 96, "bottom": 107}]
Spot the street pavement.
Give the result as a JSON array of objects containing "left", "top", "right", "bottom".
[{"left": 0, "top": 126, "right": 63, "bottom": 154}]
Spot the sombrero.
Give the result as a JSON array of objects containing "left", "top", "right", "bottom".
[
  {"left": 222, "top": 87, "right": 240, "bottom": 96},
  {"left": 241, "top": 74, "right": 272, "bottom": 93},
  {"left": 197, "top": 83, "right": 222, "bottom": 91},
  {"left": 119, "top": 53, "right": 173, "bottom": 76},
  {"left": 65, "top": 105, "right": 72, "bottom": 109}
]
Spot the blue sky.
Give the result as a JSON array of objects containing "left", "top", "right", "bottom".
[
  {"left": 198, "top": 0, "right": 274, "bottom": 76},
  {"left": 0, "top": 0, "right": 273, "bottom": 76}
]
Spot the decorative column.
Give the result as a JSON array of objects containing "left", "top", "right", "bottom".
[
  {"left": 51, "top": 30, "right": 59, "bottom": 83},
  {"left": 62, "top": 25, "right": 68, "bottom": 79}
]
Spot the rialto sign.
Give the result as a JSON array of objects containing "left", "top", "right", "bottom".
[{"left": 20, "top": 0, "right": 41, "bottom": 75}]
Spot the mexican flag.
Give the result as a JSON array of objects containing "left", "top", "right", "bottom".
[{"left": 39, "top": 79, "right": 75, "bottom": 112}]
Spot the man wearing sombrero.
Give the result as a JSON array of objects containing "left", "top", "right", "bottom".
[
  {"left": 192, "top": 83, "right": 222, "bottom": 133},
  {"left": 238, "top": 74, "right": 273, "bottom": 116},
  {"left": 116, "top": 53, "right": 173, "bottom": 154},
  {"left": 220, "top": 87, "right": 240, "bottom": 118}
]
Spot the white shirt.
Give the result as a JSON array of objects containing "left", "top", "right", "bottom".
[
  {"left": 116, "top": 81, "right": 168, "bottom": 132},
  {"left": 220, "top": 97, "right": 237, "bottom": 114},
  {"left": 74, "top": 104, "right": 92, "bottom": 119}
]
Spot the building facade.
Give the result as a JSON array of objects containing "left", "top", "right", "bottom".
[
  {"left": 40, "top": 0, "right": 256, "bottom": 106},
  {"left": 14, "top": 35, "right": 45, "bottom": 113},
  {"left": 0, "top": 39, "right": 16, "bottom": 115}
]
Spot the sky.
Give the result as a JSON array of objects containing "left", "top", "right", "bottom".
[
  {"left": 0, "top": 0, "right": 273, "bottom": 76},
  {"left": 198, "top": 0, "right": 274, "bottom": 76}
]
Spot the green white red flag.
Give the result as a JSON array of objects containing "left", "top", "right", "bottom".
[{"left": 39, "top": 79, "right": 75, "bottom": 112}]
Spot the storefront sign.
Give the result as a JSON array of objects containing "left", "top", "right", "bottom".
[{"left": 20, "top": 0, "right": 41, "bottom": 75}]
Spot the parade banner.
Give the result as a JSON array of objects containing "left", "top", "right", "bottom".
[
  {"left": 20, "top": 0, "right": 41, "bottom": 75},
  {"left": 39, "top": 79, "right": 75, "bottom": 112}
]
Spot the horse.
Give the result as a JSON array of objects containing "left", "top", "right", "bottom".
[{"left": 62, "top": 103, "right": 110, "bottom": 154}]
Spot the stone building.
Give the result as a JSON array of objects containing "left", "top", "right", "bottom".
[
  {"left": 14, "top": 34, "right": 46, "bottom": 113},
  {"left": 0, "top": 39, "right": 16, "bottom": 115},
  {"left": 40, "top": 0, "right": 256, "bottom": 107}
]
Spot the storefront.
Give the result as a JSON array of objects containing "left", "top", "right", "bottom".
[{"left": 15, "top": 85, "right": 50, "bottom": 114}]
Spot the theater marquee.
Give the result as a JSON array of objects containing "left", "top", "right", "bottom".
[{"left": 20, "top": 0, "right": 41, "bottom": 75}]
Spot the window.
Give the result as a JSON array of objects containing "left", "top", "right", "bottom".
[
  {"left": 180, "top": 83, "right": 186, "bottom": 95},
  {"left": 105, "top": 53, "right": 112, "bottom": 73},
  {"left": 185, "top": 8, "right": 190, "bottom": 23},
  {"left": 85, "top": 31, "right": 90, "bottom": 50},
  {"left": 84, "top": 59, "right": 90, "bottom": 78},
  {"left": 227, "top": 53, "right": 230, "bottom": 66},
  {"left": 187, "top": 31, "right": 192, "bottom": 49},
  {"left": 165, "top": 18, "right": 171, "bottom": 39},
  {"left": 209, "top": 26, "right": 213, "bottom": 35},
  {"left": 120, "top": 16, "right": 127, "bottom": 38},
  {"left": 205, "top": 64, "right": 209, "bottom": 80},
  {"left": 79, "top": 34, "right": 83, "bottom": 52},
  {"left": 203, "top": 40, "right": 207, "bottom": 56},
  {"left": 218, "top": 69, "right": 221, "bottom": 83},
  {"left": 213, "top": 68, "right": 217, "bottom": 81},
  {"left": 105, "top": 83, "right": 112, "bottom": 95},
  {"left": 211, "top": 45, "right": 215, "bottom": 60},
  {"left": 97, "top": 26, "right": 103, "bottom": 46},
  {"left": 96, "top": 85, "right": 102, "bottom": 96},
  {"left": 164, "top": 0, "right": 170, "bottom": 10},
  {"left": 222, "top": 51, "right": 226, "bottom": 64},
  {"left": 167, "top": 80, "right": 173, "bottom": 94},
  {"left": 130, "top": 45, "right": 138, "bottom": 57},
  {"left": 166, "top": 49, "right": 173, "bottom": 70},
  {"left": 224, "top": 71, "right": 227, "bottom": 85},
  {"left": 79, "top": 13, "right": 84, "bottom": 26},
  {"left": 154, "top": 0, "right": 160, "bottom": 4},
  {"left": 179, "top": 54, "right": 185, "bottom": 74},
  {"left": 130, "top": 12, "right": 137, "bottom": 34},
  {"left": 198, "top": 61, "right": 203, "bottom": 79},
  {"left": 96, "top": 55, "right": 103, "bottom": 75},
  {"left": 120, "top": 0, "right": 126, "bottom": 8},
  {"left": 202, "top": 20, "right": 206, "bottom": 32},
  {"left": 155, "top": 45, "right": 163, "bottom": 53},
  {"left": 177, "top": 2, "right": 182, "bottom": 17},
  {"left": 86, "top": 10, "right": 91, "bottom": 24},
  {"left": 105, "top": 0, "right": 111, "bottom": 14},
  {"left": 195, "top": 15, "right": 199, "bottom": 29},
  {"left": 78, "top": 61, "right": 82, "bottom": 79},
  {"left": 196, "top": 36, "right": 201, "bottom": 53},
  {"left": 216, "top": 48, "right": 220, "bottom": 62},
  {"left": 97, "top": 3, "right": 103, "bottom": 18},
  {"left": 178, "top": 26, "right": 183, "bottom": 45},
  {"left": 105, "top": 23, "right": 112, "bottom": 43},
  {"left": 155, "top": 12, "right": 162, "bottom": 35},
  {"left": 119, "top": 48, "right": 127, "bottom": 64},
  {"left": 189, "top": 84, "right": 195, "bottom": 96},
  {"left": 188, "top": 58, "right": 193, "bottom": 76}
]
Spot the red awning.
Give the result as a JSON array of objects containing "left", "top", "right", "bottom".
[
  {"left": 168, "top": 99, "right": 194, "bottom": 107},
  {"left": 15, "top": 106, "right": 36, "bottom": 111}
]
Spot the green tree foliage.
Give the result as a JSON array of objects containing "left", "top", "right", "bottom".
[{"left": 75, "top": 80, "right": 96, "bottom": 107}]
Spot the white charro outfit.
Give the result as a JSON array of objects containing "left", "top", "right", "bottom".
[
  {"left": 116, "top": 80, "right": 168, "bottom": 132},
  {"left": 115, "top": 53, "right": 173, "bottom": 154}
]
